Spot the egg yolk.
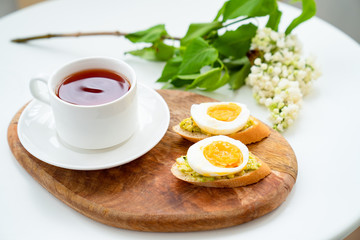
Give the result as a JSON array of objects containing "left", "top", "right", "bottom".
[
  {"left": 207, "top": 103, "right": 241, "bottom": 122},
  {"left": 203, "top": 141, "right": 243, "bottom": 168}
]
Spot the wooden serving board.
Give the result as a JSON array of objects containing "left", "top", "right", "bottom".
[{"left": 7, "top": 90, "right": 297, "bottom": 232}]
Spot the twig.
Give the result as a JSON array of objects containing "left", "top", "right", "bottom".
[{"left": 11, "top": 31, "right": 181, "bottom": 43}]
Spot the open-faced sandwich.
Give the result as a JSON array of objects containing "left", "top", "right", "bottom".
[
  {"left": 171, "top": 135, "right": 271, "bottom": 188},
  {"left": 173, "top": 102, "right": 270, "bottom": 144}
]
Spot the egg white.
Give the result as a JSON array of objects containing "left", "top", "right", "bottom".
[
  {"left": 187, "top": 135, "right": 249, "bottom": 177},
  {"left": 190, "top": 102, "right": 250, "bottom": 135}
]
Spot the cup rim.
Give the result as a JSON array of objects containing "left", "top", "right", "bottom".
[{"left": 48, "top": 56, "right": 137, "bottom": 108}]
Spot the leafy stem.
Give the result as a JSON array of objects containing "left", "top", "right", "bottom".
[
  {"left": 11, "top": 30, "right": 181, "bottom": 43},
  {"left": 222, "top": 17, "right": 251, "bottom": 29},
  {"left": 10, "top": 0, "right": 317, "bottom": 92}
]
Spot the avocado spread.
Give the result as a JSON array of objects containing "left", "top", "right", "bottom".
[
  {"left": 179, "top": 117, "right": 207, "bottom": 134},
  {"left": 179, "top": 117, "right": 254, "bottom": 134},
  {"left": 176, "top": 154, "right": 261, "bottom": 182}
]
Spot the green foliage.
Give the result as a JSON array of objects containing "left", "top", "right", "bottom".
[
  {"left": 155, "top": 42, "right": 174, "bottom": 61},
  {"left": 285, "top": 0, "right": 316, "bottom": 35},
  {"left": 186, "top": 68, "right": 222, "bottom": 90},
  {"left": 178, "top": 37, "right": 218, "bottom": 75},
  {"left": 229, "top": 58, "right": 251, "bottom": 90},
  {"left": 126, "top": 41, "right": 174, "bottom": 61},
  {"left": 220, "top": 0, "right": 277, "bottom": 21},
  {"left": 125, "top": 24, "right": 167, "bottom": 43},
  {"left": 266, "top": 3, "right": 282, "bottom": 31},
  {"left": 156, "top": 57, "right": 182, "bottom": 82},
  {"left": 125, "top": 0, "right": 317, "bottom": 92},
  {"left": 181, "top": 21, "right": 222, "bottom": 46},
  {"left": 127, "top": 47, "right": 157, "bottom": 61},
  {"left": 213, "top": 23, "right": 257, "bottom": 58}
]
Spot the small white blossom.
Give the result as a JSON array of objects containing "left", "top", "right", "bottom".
[
  {"left": 264, "top": 53, "right": 272, "bottom": 62},
  {"left": 276, "top": 39, "right": 285, "bottom": 48},
  {"left": 254, "top": 58, "right": 262, "bottom": 66},
  {"left": 265, "top": 98, "right": 272, "bottom": 107},
  {"left": 260, "top": 63, "right": 268, "bottom": 70},
  {"left": 273, "top": 66, "right": 282, "bottom": 75},
  {"left": 270, "top": 31, "right": 279, "bottom": 41},
  {"left": 247, "top": 27, "right": 321, "bottom": 131},
  {"left": 272, "top": 76, "right": 280, "bottom": 84}
]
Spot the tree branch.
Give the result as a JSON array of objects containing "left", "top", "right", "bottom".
[{"left": 11, "top": 31, "right": 181, "bottom": 43}]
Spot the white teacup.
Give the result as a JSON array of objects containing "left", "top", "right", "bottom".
[{"left": 30, "top": 57, "right": 138, "bottom": 149}]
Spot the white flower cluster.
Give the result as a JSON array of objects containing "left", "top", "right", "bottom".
[{"left": 246, "top": 28, "right": 321, "bottom": 131}]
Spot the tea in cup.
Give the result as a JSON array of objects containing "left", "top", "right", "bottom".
[{"left": 30, "top": 57, "right": 138, "bottom": 149}]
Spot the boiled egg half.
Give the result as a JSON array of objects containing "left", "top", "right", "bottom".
[
  {"left": 190, "top": 102, "right": 250, "bottom": 135},
  {"left": 187, "top": 135, "right": 249, "bottom": 177}
]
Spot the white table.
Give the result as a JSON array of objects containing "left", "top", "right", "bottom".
[{"left": 1, "top": 0, "right": 359, "bottom": 239}]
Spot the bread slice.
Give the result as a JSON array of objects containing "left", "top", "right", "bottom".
[
  {"left": 173, "top": 116, "right": 270, "bottom": 144},
  {"left": 171, "top": 154, "right": 271, "bottom": 188}
]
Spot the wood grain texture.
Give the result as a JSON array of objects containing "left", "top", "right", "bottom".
[{"left": 7, "top": 89, "right": 297, "bottom": 232}]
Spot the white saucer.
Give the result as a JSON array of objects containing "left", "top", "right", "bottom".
[{"left": 17, "top": 83, "right": 170, "bottom": 170}]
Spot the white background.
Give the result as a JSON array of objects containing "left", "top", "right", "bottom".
[{"left": 0, "top": 0, "right": 359, "bottom": 239}]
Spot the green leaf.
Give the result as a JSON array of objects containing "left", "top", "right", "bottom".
[
  {"left": 177, "top": 74, "right": 201, "bottom": 80},
  {"left": 186, "top": 63, "right": 230, "bottom": 91},
  {"left": 127, "top": 41, "right": 174, "bottom": 61},
  {"left": 285, "top": 0, "right": 316, "bottom": 35},
  {"left": 155, "top": 41, "right": 174, "bottom": 61},
  {"left": 170, "top": 78, "right": 193, "bottom": 88},
  {"left": 266, "top": 4, "right": 282, "bottom": 31},
  {"left": 186, "top": 68, "right": 222, "bottom": 90},
  {"left": 223, "top": 56, "right": 249, "bottom": 70},
  {"left": 229, "top": 58, "right": 251, "bottom": 90},
  {"left": 127, "top": 47, "right": 157, "bottom": 61},
  {"left": 125, "top": 24, "right": 167, "bottom": 43},
  {"left": 214, "top": 2, "right": 227, "bottom": 21},
  {"left": 181, "top": 21, "right": 222, "bottom": 46},
  {"left": 178, "top": 37, "right": 218, "bottom": 75},
  {"left": 222, "top": 0, "right": 277, "bottom": 21},
  {"left": 213, "top": 23, "right": 257, "bottom": 58},
  {"left": 156, "top": 57, "right": 182, "bottom": 82},
  {"left": 209, "top": 67, "right": 230, "bottom": 91}
]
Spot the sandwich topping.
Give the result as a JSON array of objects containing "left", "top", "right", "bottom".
[
  {"left": 206, "top": 103, "right": 242, "bottom": 122},
  {"left": 176, "top": 153, "right": 260, "bottom": 182},
  {"left": 190, "top": 102, "right": 251, "bottom": 135},
  {"left": 179, "top": 116, "right": 254, "bottom": 134},
  {"left": 203, "top": 140, "right": 243, "bottom": 168},
  {"left": 184, "top": 136, "right": 250, "bottom": 177}
]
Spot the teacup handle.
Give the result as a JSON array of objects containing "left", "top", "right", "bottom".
[{"left": 30, "top": 75, "right": 50, "bottom": 105}]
